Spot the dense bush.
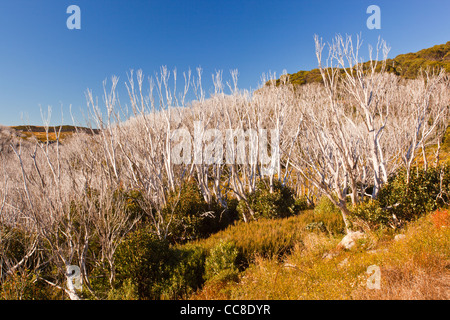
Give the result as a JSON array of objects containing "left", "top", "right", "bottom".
[
  {"left": 163, "top": 180, "right": 236, "bottom": 243},
  {"left": 313, "top": 195, "right": 340, "bottom": 216},
  {"left": 309, "top": 196, "right": 346, "bottom": 235},
  {"left": 350, "top": 199, "right": 391, "bottom": 229},
  {"left": 113, "top": 227, "right": 207, "bottom": 300},
  {"left": 160, "top": 244, "right": 207, "bottom": 299},
  {"left": 204, "top": 240, "right": 239, "bottom": 283},
  {"left": 106, "top": 278, "right": 138, "bottom": 300},
  {"left": 347, "top": 166, "right": 450, "bottom": 229},
  {"left": 0, "top": 226, "right": 31, "bottom": 265},
  {"left": 114, "top": 228, "right": 171, "bottom": 299},
  {"left": 294, "top": 195, "right": 311, "bottom": 212},
  {"left": 0, "top": 271, "right": 43, "bottom": 300},
  {"left": 430, "top": 209, "right": 450, "bottom": 229},
  {"left": 237, "top": 179, "right": 296, "bottom": 221},
  {"left": 377, "top": 165, "right": 450, "bottom": 227}
]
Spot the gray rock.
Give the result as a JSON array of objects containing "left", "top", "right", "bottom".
[{"left": 338, "top": 231, "right": 365, "bottom": 250}]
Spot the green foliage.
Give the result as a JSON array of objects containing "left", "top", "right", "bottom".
[
  {"left": 191, "top": 214, "right": 311, "bottom": 268},
  {"left": 114, "top": 227, "right": 171, "bottom": 300},
  {"left": 159, "top": 244, "right": 207, "bottom": 299},
  {"left": 279, "top": 69, "right": 324, "bottom": 86},
  {"left": 275, "top": 42, "right": 450, "bottom": 87},
  {"left": 391, "top": 42, "right": 450, "bottom": 78},
  {"left": 107, "top": 279, "right": 139, "bottom": 300},
  {"left": 348, "top": 165, "right": 450, "bottom": 229},
  {"left": 378, "top": 166, "right": 450, "bottom": 227},
  {"left": 313, "top": 195, "right": 340, "bottom": 216},
  {"left": 237, "top": 179, "right": 296, "bottom": 221},
  {"left": 308, "top": 196, "right": 346, "bottom": 235},
  {"left": 88, "top": 263, "right": 112, "bottom": 297},
  {"left": 113, "top": 227, "right": 188, "bottom": 299},
  {"left": 163, "top": 180, "right": 234, "bottom": 243},
  {"left": 163, "top": 180, "right": 208, "bottom": 242},
  {"left": 0, "top": 271, "right": 38, "bottom": 300},
  {"left": 0, "top": 226, "right": 30, "bottom": 264},
  {"left": 113, "top": 227, "right": 207, "bottom": 300},
  {"left": 294, "top": 195, "right": 310, "bottom": 212},
  {"left": 204, "top": 240, "right": 239, "bottom": 283},
  {"left": 0, "top": 227, "right": 58, "bottom": 300},
  {"left": 350, "top": 199, "right": 391, "bottom": 229}
]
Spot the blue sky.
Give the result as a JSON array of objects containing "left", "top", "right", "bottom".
[{"left": 0, "top": 0, "right": 449, "bottom": 126}]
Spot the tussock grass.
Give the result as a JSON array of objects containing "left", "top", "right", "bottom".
[
  {"left": 185, "top": 209, "right": 346, "bottom": 266},
  {"left": 353, "top": 210, "right": 450, "bottom": 299},
  {"left": 191, "top": 210, "right": 450, "bottom": 300}
]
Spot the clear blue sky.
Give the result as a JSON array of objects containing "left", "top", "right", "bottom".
[{"left": 0, "top": 0, "right": 449, "bottom": 126}]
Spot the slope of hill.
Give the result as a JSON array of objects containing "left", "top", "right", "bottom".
[
  {"left": 7, "top": 125, "right": 99, "bottom": 143},
  {"left": 281, "top": 41, "right": 450, "bottom": 86}
]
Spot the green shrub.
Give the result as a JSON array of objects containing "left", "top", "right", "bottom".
[
  {"left": 237, "top": 179, "right": 296, "bottom": 221},
  {"left": 314, "top": 195, "right": 340, "bottom": 216},
  {"left": 222, "top": 197, "right": 240, "bottom": 225},
  {"left": 0, "top": 226, "right": 30, "bottom": 264},
  {"left": 163, "top": 180, "right": 234, "bottom": 243},
  {"left": 163, "top": 180, "right": 207, "bottom": 242},
  {"left": 350, "top": 199, "right": 391, "bottom": 229},
  {"left": 114, "top": 227, "right": 207, "bottom": 300},
  {"left": 294, "top": 196, "right": 310, "bottom": 212},
  {"left": 204, "top": 240, "right": 239, "bottom": 282},
  {"left": 114, "top": 227, "right": 171, "bottom": 300},
  {"left": 192, "top": 214, "right": 310, "bottom": 267},
  {"left": 378, "top": 165, "right": 450, "bottom": 227},
  {"left": 310, "top": 196, "right": 346, "bottom": 235},
  {"left": 107, "top": 279, "right": 138, "bottom": 300},
  {"left": 160, "top": 244, "right": 207, "bottom": 299},
  {"left": 88, "top": 262, "right": 111, "bottom": 298}
]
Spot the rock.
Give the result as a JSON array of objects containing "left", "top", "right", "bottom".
[
  {"left": 394, "top": 234, "right": 406, "bottom": 241},
  {"left": 338, "top": 231, "right": 365, "bottom": 250},
  {"left": 322, "top": 251, "right": 339, "bottom": 260}
]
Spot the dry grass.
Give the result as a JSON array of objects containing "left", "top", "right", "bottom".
[
  {"left": 353, "top": 267, "right": 449, "bottom": 300},
  {"left": 188, "top": 212, "right": 316, "bottom": 262},
  {"left": 191, "top": 210, "right": 450, "bottom": 300},
  {"left": 353, "top": 210, "right": 450, "bottom": 300},
  {"left": 18, "top": 130, "right": 74, "bottom": 142},
  {"left": 9, "top": 125, "right": 98, "bottom": 142}
]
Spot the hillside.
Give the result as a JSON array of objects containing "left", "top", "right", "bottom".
[
  {"left": 9, "top": 125, "right": 99, "bottom": 143},
  {"left": 280, "top": 41, "right": 450, "bottom": 86},
  {"left": 0, "top": 40, "right": 448, "bottom": 302},
  {"left": 189, "top": 209, "right": 450, "bottom": 300}
]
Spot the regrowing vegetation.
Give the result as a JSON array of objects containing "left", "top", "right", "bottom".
[{"left": 1, "top": 35, "right": 449, "bottom": 300}]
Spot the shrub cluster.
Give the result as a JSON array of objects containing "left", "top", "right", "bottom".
[
  {"left": 162, "top": 180, "right": 238, "bottom": 243},
  {"left": 351, "top": 165, "right": 450, "bottom": 229},
  {"left": 237, "top": 179, "right": 297, "bottom": 221},
  {"left": 308, "top": 196, "right": 346, "bottom": 235},
  {"left": 204, "top": 240, "right": 239, "bottom": 283},
  {"left": 113, "top": 227, "right": 207, "bottom": 300},
  {"left": 112, "top": 230, "right": 242, "bottom": 299}
]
